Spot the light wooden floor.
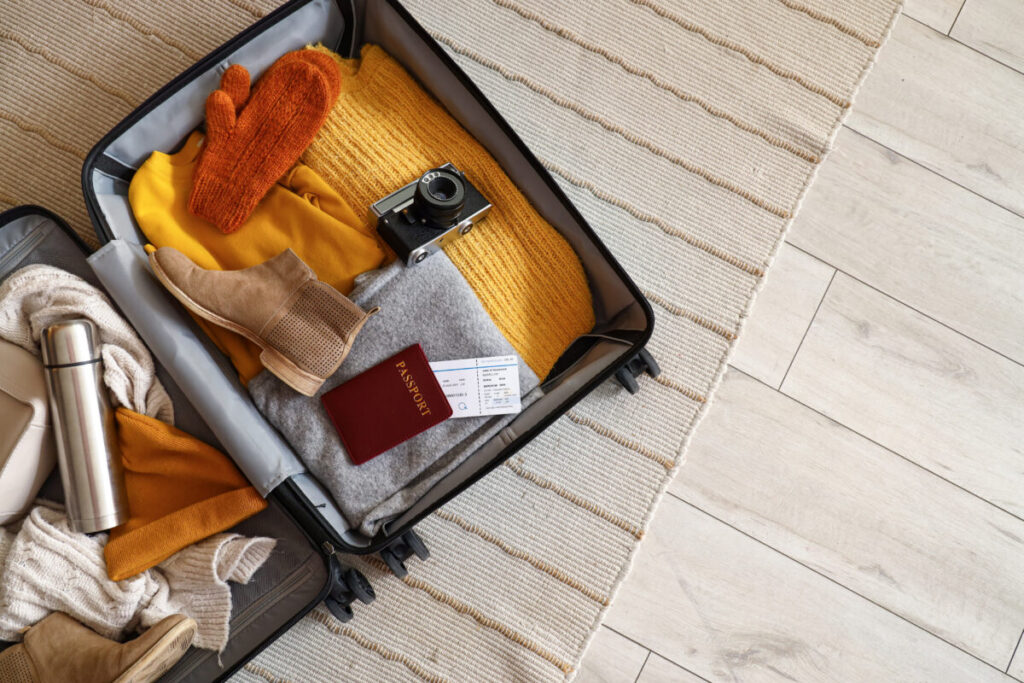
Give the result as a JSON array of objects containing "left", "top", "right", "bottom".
[{"left": 579, "top": 1, "right": 1024, "bottom": 681}]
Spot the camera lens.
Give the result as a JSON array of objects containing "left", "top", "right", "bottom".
[
  {"left": 427, "top": 176, "right": 459, "bottom": 201},
  {"left": 414, "top": 168, "right": 466, "bottom": 228}
]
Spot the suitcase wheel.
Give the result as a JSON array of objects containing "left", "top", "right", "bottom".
[
  {"left": 324, "top": 555, "right": 375, "bottom": 622},
  {"left": 614, "top": 347, "right": 660, "bottom": 395},
  {"left": 379, "top": 530, "right": 430, "bottom": 578},
  {"left": 344, "top": 567, "right": 376, "bottom": 604},
  {"left": 404, "top": 529, "right": 430, "bottom": 560},
  {"left": 323, "top": 596, "right": 354, "bottom": 623},
  {"left": 380, "top": 548, "right": 408, "bottom": 578},
  {"left": 328, "top": 564, "right": 375, "bottom": 606}
]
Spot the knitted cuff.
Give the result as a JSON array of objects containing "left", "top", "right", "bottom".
[
  {"left": 153, "top": 533, "right": 274, "bottom": 651},
  {"left": 218, "top": 536, "right": 277, "bottom": 584},
  {"left": 188, "top": 172, "right": 254, "bottom": 234}
]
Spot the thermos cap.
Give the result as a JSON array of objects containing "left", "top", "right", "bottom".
[{"left": 40, "top": 319, "right": 101, "bottom": 367}]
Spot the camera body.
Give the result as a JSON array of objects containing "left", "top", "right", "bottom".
[{"left": 372, "top": 163, "right": 492, "bottom": 266}]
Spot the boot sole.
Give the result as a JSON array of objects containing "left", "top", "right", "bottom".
[
  {"left": 150, "top": 256, "right": 323, "bottom": 396},
  {"left": 114, "top": 617, "right": 197, "bottom": 683}
]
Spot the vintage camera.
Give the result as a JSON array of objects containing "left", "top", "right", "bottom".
[{"left": 372, "top": 164, "right": 492, "bottom": 266}]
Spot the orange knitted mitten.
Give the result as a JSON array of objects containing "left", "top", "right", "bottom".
[{"left": 189, "top": 50, "right": 341, "bottom": 233}]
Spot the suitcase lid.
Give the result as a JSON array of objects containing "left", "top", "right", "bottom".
[
  {"left": 78, "top": 0, "right": 655, "bottom": 556},
  {"left": 0, "top": 205, "right": 331, "bottom": 683}
]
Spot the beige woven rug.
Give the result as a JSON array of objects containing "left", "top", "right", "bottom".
[{"left": 0, "top": 0, "right": 900, "bottom": 679}]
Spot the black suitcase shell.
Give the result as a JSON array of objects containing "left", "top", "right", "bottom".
[
  {"left": 73, "top": 0, "right": 655, "bottom": 676},
  {"left": 0, "top": 206, "right": 330, "bottom": 682}
]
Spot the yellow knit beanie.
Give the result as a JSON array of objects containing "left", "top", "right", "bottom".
[{"left": 301, "top": 44, "right": 595, "bottom": 378}]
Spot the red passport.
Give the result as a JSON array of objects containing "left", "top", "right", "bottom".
[{"left": 321, "top": 344, "right": 453, "bottom": 465}]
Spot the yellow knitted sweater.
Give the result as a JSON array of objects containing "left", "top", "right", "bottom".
[{"left": 302, "top": 44, "right": 595, "bottom": 378}]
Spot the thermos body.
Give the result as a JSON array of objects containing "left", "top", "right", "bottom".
[{"left": 40, "top": 319, "right": 128, "bottom": 533}]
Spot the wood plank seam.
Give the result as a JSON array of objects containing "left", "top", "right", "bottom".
[
  {"left": 1006, "top": 628, "right": 1024, "bottom": 672},
  {"left": 783, "top": 240, "right": 1024, "bottom": 370},
  {"left": 948, "top": 0, "right": 969, "bottom": 37},
  {"left": 902, "top": 12, "right": 1024, "bottom": 81},
  {"left": 668, "top": 491, "right": 1020, "bottom": 674},
  {"left": 777, "top": 268, "right": 836, "bottom": 388},
  {"left": 604, "top": 625, "right": 713, "bottom": 683},
  {"left": 839, "top": 124, "right": 1024, "bottom": 223},
  {"left": 740, "top": 364, "right": 1024, "bottom": 526},
  {"left": 944, "top": 22, "right": 1024, "bottom": 78},
  {"left": 633, "top": 651, "right": 652, "bottom": 683}
]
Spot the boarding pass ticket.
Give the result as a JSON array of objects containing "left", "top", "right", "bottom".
[{"left": 429, "top": 355, "right": 521, "bottom": 418}]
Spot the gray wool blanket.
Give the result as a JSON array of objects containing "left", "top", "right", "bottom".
[{"left": 249, "top": 253, "right": 539, "bottom": 535}]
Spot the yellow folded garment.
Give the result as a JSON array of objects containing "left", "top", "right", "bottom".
[
  {"left": 301, "top": 44, "right": 595, "bottom": 379},
  {"left": 104, "top": 408, "right": 268, "bottom": 582},
  {"left": 128, "top": 131, "right": 389, "bottom": 383}
]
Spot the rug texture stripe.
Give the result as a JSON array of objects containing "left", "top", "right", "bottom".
[{"left": 0, "top": 0, "right": 900, "bottom": 679}]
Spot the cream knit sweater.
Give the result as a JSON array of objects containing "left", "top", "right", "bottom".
[
  {"left": 0, "top": 265, "right": 273, "bottom": 651},
  {"left": 0, "top": 505, "right": 274, "bottom": 651},
  {"left": 0, "top": 264, "right": 173, "bottom": 422}
]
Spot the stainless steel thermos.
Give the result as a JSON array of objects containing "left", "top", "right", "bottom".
[{"left": 40, "top": 319, "right": 128, "bottom": 533}]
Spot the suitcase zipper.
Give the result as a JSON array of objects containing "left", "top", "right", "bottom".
[
  {"left": 0, "top": 220, "right": 52, "bottom": 278},
  {"left": 230, "top": 563, "right": 313, "bottom": 634},
  {"left": 162, "top": 563, "right": 313, "bottom": 680}
]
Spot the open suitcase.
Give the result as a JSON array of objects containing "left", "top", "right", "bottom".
[
  {"left": 0, "top": 206, "right": 330, "bottom": 681},
  {"left": 4, "top": 0, "right": 655, "bottom": 679}
]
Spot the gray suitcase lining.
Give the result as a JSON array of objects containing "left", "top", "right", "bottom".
[
  {"left": 84, "top": 0, "right": 649, "bottom": 547},
  {"left": 0, "top": 210, "right": 328, "bottom": 682}
]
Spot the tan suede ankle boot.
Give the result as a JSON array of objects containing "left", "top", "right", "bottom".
[
  {"left": 149, "top": 247, "right": 377, "bottom": 395},
  {"left": 0, "top": 613, "right": 196, "bottom": 683}
]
